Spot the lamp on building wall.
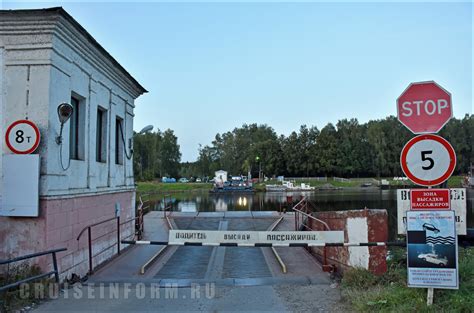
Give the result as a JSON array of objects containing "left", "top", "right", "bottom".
[
  {"left": 56, "top": 103, "right": 74, "bottom": 171},
  {"left": 139, "top": 125, "right": 153, "bottom": 134},
  {"left": 136, "top": 125, "right": 153, "bottom": 178},
  {"left": 55, "top": 103, "right": 74, "bottom": 145},
  {"left": 128, "top": 125, "right": 153, "bottom": 155}
]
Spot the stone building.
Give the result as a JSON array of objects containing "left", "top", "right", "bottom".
[{"left": 0, "top": 7, "right": 147, "bottom": 278}]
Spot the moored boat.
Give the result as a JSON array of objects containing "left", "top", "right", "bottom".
[{"left": 265, "top": 180, "right": 315, "bottom": 192}]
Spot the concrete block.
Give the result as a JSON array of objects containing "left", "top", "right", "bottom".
[
  {"left": 54, "top": 212, "right": 70, "bottom": 229},
  {"left": 46, "top": 214, "right": 56, "bottom": 230},
  {"left": 60, "top": 225, "right": 73, "bottom": 242},
  {"left": 47, "top": 229, "right": 61, "bottom": 246},
  {"left": 313, "top": 208, "right": 388, "bottom": 275},
  {"left": 60, "top": 253, "right": 73, "bottom": 271}
]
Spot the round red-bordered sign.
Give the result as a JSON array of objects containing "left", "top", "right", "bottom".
[
  {"left": 400, "top": 134, "right": 456, "bottom": 186},
  {"left": 5, "top": 120, "right": 41, "bottom": 154}
]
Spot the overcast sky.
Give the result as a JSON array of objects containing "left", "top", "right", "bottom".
[{"left": 4, "top": 1, "right": 473, "bottom": 161}]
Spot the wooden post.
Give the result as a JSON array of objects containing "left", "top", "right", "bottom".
[{"left": 427, "top": 288, "right": 434, "bottom": 305}]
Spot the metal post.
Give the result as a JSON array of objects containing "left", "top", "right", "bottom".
[
  {"left": 117, "top": 216, "right": 121, "bottom": 255},
  {"left": 138, "top": 209, "right": 145, "bottom": 234},
  {"left": 141, "top": 209, "right": 145, "bottom": 234},
  {"left": 87, "top": 227, "right": 93, "bottom": 274},
  {"left": 52, "top": 252, "right": 59, "bottom": 283},
  {"left": 295, "top": 211, "right": 298, "bottom": 231}
]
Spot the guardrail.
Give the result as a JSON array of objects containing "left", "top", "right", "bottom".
[
  {"left": 292, "top": 198, "right": 330, "bottom": 231},
  {"left": 76, "top": 209, "right": 144, "bottom": 275},
  {"left": 268, "top": 216, "right": 287, "bottom": 273},
  {"left": 0, "top": 248, "right": 67, "bottom": 292},
  {"left": 290, "top": 197, "right": 334, "bottom": 272},
  {"left": 162, "top": 194, "right": 173, "bottom": 218}
]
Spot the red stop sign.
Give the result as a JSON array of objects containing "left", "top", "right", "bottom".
[{"left": 397, "top": 81, "right": 452, "bottom": 134}]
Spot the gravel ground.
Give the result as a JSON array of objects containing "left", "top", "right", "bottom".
[{"left": 274, "top": 284, "right": 352, "bottom": 313}]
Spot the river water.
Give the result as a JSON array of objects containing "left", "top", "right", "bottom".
[{"left": 147, "top": 188, "right": 473, "bottom": 240}]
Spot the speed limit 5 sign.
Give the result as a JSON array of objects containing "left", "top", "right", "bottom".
[
  {"left": 5, "top": 120, "right": 41, "bottom": 154},
  {"left": 400, "top": 134, "right": 456, "bottom": 186}
]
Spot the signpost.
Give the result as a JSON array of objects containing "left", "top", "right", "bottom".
[
  {"left": 400, "top": 134, "right": 456, "bottom": 187},
  {"left": 396, "top": 81, "right": 463, "bottom": 304},
  {"left": 397, "top": 81, "right": 452, "bottom": 134},
  {"left": 5, "top": 119, "right": 41, "bottom": 154}
]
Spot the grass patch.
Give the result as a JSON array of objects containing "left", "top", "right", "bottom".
[
  {"left": 0, "top": 263, "right": 52, "bottom": 312},
  {"left": 137, "top": 175, "right": 465, "bottom": 196},
  {"left": 447, "top": 176, "right": 464, "bottom": 188},
  {"left": 341, "top": 247, "right": 474, "bottom": 312},
  {"left": 258, "top": 178, "right": 369, "bottom": 189}
]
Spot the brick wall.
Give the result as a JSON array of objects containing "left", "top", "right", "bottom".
[{"left": 0, "top": 190, "right": 135, "bottom": 280}]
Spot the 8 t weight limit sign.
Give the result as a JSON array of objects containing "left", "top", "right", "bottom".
[{"left": 5, "top": 120, "right": 41, "bottom": 154}]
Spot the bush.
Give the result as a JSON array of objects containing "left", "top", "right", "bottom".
[{"left": 0, "top": 263, "right": 51, "bottom": 313}]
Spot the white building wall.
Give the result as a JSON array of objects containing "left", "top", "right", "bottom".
[
  {"left": 34, "top": 22, "right": 139, "bottom": 197},
  {"left": 0, "top": 8, "right": 146, "bottom": 277},
  {"left": 0, "top": 47, "right": 3, "bottom": 202}
]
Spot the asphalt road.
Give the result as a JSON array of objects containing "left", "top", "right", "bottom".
[
  {"left": 31, "top": 214, "right": 345, "bottom": 312},
  {"left": 32, "top": 283, "right": 347, "bottom": 312}
]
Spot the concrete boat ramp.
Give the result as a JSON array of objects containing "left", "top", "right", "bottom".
[
  {"left": 33, "top": 211, "right": 345, "bottom": 312},
  {"left": 88, "top": 211, "right": 332, "bottom": 287}
]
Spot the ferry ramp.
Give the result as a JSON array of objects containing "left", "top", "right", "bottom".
[
  {"left": 88, "top": 211, "right": 332, "bottom": 286},
  {"left": 33, "top": 211, "right": 346, "bottom": 312}
]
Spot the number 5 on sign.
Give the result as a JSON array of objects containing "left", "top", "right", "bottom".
[{"left": 400, "top": 134, "right": 456, "bottom": 187}]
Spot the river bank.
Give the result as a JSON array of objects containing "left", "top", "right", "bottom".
[
  {"left": 136, "top": 175, "right": 466, "bottom": 195},
  {"left": 341, "top": 247, "right": 474, "bottom": 312}
]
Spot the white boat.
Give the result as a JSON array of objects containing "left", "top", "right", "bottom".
[
  {"left": 265, "top": 180, "right": 315, "bottom": 192},
  {"left": 265, "top": 184, "right": 287, "bottom": 192}
]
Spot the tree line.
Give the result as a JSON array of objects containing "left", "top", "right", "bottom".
[
  {"left": 134, "top": 115, "right": 473, "bottom": 181},
  {"left": 133, "top": 129, "right": 181, "bottom": 181},
  {"left": 190, "top": 115, "right": 474, "bottom": 179}
]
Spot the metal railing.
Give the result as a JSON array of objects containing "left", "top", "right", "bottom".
[
  {"left": 76, "top": 209, "right": 144, "bottom": 275},
  {"left": 292, "top": 198, "right": 330, "bottom": 231},
  {"left": 290, "top": 197, "right": 333, "bottom": 272},
  {"left": 0, "top": 248, "right": 67, "bottom": 292},
  {"left": 162, "top": 194, "right": 173, "bottom": 218}
]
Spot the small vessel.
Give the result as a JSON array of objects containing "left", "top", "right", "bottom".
[
  {"left": 210, "top": 176, "right": 254, "bottom": 193},
  {"left": 380, "top": 179, "right": 390, "bottom": 190},
  {"left": 265, "top": 184, "right": 287, "bottom": 192},
  {"left": 265, "top": 180, "right": 315, "bottom": 192}
]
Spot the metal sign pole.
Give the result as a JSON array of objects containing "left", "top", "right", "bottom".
[{"left": 426, "top": 185, "right": 434, "bottom": 306}]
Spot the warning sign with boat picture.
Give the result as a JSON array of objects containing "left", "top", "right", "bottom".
[{"left": 406, "top": 210, "right": 458, "bottom": 289}]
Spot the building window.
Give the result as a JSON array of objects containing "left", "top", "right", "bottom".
[
  {"left": 69, "top": 96, "right": 84, "bottom": 160},
  {"left": 96, "top": 107, "right": 107, "bottom": 163},
  {"left": 115, "top": 117, "right": 124, "bottom": 165}
]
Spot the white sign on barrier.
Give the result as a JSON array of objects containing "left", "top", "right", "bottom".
[
  {"left": 397, "top": 188, "right": 467, "bottom": 235},
  {"left": 169, "top": 230, "right": 344, "bottom": 245}
]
